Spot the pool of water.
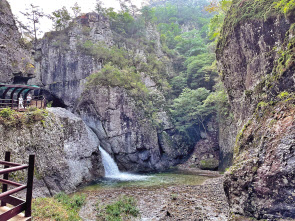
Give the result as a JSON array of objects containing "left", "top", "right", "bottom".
[{"left": 82, "top": 170, "right": 218, "bottom": 191}]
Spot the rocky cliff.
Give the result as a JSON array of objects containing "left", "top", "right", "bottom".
[
  {"left": 28, "top": 11, "right": 189, "bottom": 172},
  {"left": 0, "top": 0, "right": 34, "bottom": 84},
  {"left": 0, "top": 107, "right": 103, "bottom": 197},
  {"left": 74, "top": 79, "right": 188, "bottom": 172},
  {"left": 217, "top": 0, "right": 295, "bottom": 219},
  {"left": 29, "top": 13, "right": 112, "bottom": 107}
]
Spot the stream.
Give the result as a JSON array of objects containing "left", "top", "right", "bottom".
[{"left": 78, "top": 147, "right": 229, "bottom": 220}]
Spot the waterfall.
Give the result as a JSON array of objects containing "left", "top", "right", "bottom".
[
  {"left": 99, "top": 146, "right": 120, "bottom": 177},
  {"left": 99, "top": 146, "right": 148, "bottom": 181}
]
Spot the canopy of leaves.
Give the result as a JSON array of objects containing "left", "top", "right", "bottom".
[
  {"left": 170, "top": 87, "right": 215, "bottom": 143},
  {"left": 52, "top": 6, "right": 71, "bottom": 31}
]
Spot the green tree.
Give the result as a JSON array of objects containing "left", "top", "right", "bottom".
[
  {"left": 52, "top": 6, "right": 72, "bottom": 31},
  {"left": 20, "top": 4, "right": 48, "bottom": 48},
  {"left": 174, "top": 29, "right": 207, "bottom": 56},
  {"left": 185, "top": 53, "right": 217, "bottom": 90},
  {"left": 206, "top": 0, "right": 232, "bottom": 41},
  {"left": 71, "top": 2, "right": 81, "bottom": 18},
  {"left": 141, "top": 6, "right": 157, "bottom": 26},
  {"left": 170, "top": 87, "right": 214, "bottom": 140}
]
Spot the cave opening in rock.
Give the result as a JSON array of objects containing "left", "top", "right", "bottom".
[
  {"left": 40, "top": 89, "right": 67, "bottom": 108},
  {"left": 13, "top": 75, "right": 33, "bottom": 85}
]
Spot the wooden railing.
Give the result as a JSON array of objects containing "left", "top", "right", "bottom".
[
  {"left": 0, "top": 96, "right": 46, "bottom": 111},
  {"left": 0, "top": 152, "right": 35, "bottom": 220}
]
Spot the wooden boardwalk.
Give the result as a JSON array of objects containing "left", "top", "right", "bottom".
[{"left": 0, "top": 206, "right": 31, "bottom": 221}]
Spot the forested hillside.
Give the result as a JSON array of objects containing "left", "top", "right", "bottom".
[{"left": 83, "top": 0, "right": 231, "bottom": 148}]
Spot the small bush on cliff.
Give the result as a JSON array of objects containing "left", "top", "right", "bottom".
[
  {"left": 96, "top": 196, "right": 139, "bottom": 221},
  {"left": 87, "top": 63, "right": 150, "bottom": 101},
  {"left": 0, "top": 108, "right": 48, "bottom": 127},
  {"left": 0, "top": 108, "right": 15, "bottom": 119},
  {"left": 275, "top": 0, "right": 295, "bottom": 15}
]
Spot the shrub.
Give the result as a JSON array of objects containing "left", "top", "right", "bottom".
[
  {"left": 97, "top": 196, "right": 139, "bottom": 221},
  {"left": 54, "top": 192, "right": 86, "bottom": 212},
  {"left": 0, "top": 108, "right": 15, "bottom": 119}
]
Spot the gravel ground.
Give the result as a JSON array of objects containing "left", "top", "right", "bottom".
[{"left": 79, "top": 175, "right": 229, "bottom": 221}]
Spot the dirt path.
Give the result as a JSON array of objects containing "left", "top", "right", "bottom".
[{"left": 79, "top": 176, "right": 229, "bottom": 221}]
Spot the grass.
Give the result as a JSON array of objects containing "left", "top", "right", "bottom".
[
  {"left": 32, "top": 192, "right": 86, "bottom": 221},
  {"left": 0, "top": 107, "right": 48, "bottom": 127},
  {"left": 96, "top": 196, "right": 139, "bottom": 221}
]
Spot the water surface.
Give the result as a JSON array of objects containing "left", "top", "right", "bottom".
[{"left": 83, "top": 170, "right": 217, "bottom": 191}]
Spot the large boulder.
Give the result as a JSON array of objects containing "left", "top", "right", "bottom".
[{"left": 0, "top": 107, "right": 103, "bottom": 197}]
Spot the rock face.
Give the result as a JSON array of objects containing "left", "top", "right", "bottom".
[
  {"left": 218, "top": 116, "right": 236, "bottom": 171},
  {"left": 217, "top": 0, "right": 295, "bottom": 219},
  {"left": 178, "top": 118, "right": 220, "bottom": 170},
  {"left": 0, "top": 107, "right": 103, "bottom": 197},
  {"left": 0, "top": 0, "right": 34, "bottom": 84},
  {"left": 29, "top": 13, "right": 112, "bottom": 107},
  {"left": 30, "top": 11, "right": 190, "bottom": 172},
  {"left": 74, "top": 85, "right": 187, "bottom": 172}
]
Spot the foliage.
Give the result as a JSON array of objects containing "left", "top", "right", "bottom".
[
  {"left": 32, "top": 193, "right": 85, "bottom": 221},
  {"left": 204, "top": 80, "right": 231, "bottom": 118},
  {"left": 20, "top": 4, "right": 49, "bottom": 47},
  {"left": 54, "top": 192, "right": 86, "bottom": 212},
  {"left": 0, "top": 108, "right": 48, "bottom": 128},
  {"left": 185, "top": 53, "right": 217, "bottom": 90},
  {"left": 174, "top": 30, "right": 207, "bottom": 56},
  {"left": 87, "top": 63, "right": 149, "bottom": 101},
  {"left": 106, "top": 8, "right": 145, "bottom": 38},
  {"left": 52, "top": 6, "right": 72, "bottom": 31},
  {"left": 275, "top": 0, "right": 295, "bottom": 15},
  {"left": 96, "top": 196, "right": 139, "bottom": 221},
  {"left": 170, "top": 88, "right": 214, "bottom": 143},
  {"left": 206, "top": 0, "right": 232, "bottom": 41},
  {"left": 0, "top": 108, "right": 15, "bottom": 119},
  {"left": 71, "top": 2, "right": 81, "bottom": 18}
]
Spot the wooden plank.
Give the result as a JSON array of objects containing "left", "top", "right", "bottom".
[
  {"left": 0, "top": 203, "right": 26, "bottom": 220},
  {"left": 0, "top": 206, "right": 31, "bottom": 221},
  {"left": 0, "top": 185, "right": 27, "bottom": 201},
  {"left": 1, "top": 196, "right": 25, "bottom": 207}
]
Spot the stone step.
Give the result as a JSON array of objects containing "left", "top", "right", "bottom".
[{"left": 0, "top": 206, "right": 31, "bottom": 221}]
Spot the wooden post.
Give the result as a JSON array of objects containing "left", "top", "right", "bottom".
[
  {"left": 1, "top": 152, "right": 10, "bottom": 207},
  {"left": 25, "top": 155, "right": 35, "bottom": 217}
]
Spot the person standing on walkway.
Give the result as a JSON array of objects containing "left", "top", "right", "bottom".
[{"left": 18, "top": 96, "right": 24, "bottom": 109}]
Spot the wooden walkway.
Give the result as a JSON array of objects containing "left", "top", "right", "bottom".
[
  {"left": 0, "top": 152, "right": 35, "bottom": 221},
  {"left": 0, "top": 206, "right": 30, "bottom": 221}
]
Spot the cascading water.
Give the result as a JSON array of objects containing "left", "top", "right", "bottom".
[{"left": 99, "top": 146, "right": 148, "bottom": 181}]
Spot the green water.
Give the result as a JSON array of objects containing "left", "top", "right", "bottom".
[{"left": 82, "top": 170, "right": 218, "bottom": 191}]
